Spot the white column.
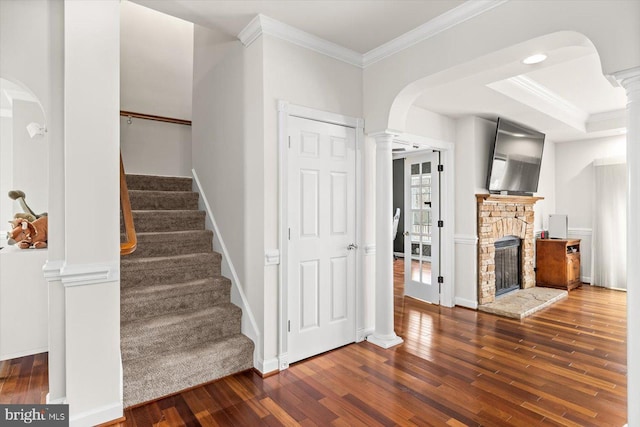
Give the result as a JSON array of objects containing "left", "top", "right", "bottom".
[
  {"left": 367, "top": 132, "right": 403, "bottom": 349},
  {"left": 615, "top": 67, "right": 640, "bottom": 427}
]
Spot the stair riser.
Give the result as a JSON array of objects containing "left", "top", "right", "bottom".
[
  {"left": 122, "top": 335, "right": 254, "bottom": 407},
  {"left": 121, "top": 253, "right": 222, "bottom": 287},
  {"left": 121, "top": 283, "right": 231, "bottom": 323},
  {"left": 126, "top": 232, "right": 213, "bottom": 259},
  {"left": 129, "top": 191, "right": 199, "bottom": 211},
  {"left": 132, "top": 211, "right": 206, "bottom": 233},
  {"left": 121, "top": 307, "right": 242, "bottom": 361},
  {"left": 126, "top": 175, "right": 192, "bottom": 192},
  {"left": 121, "top": 262, "right": 220, "bottom": 287}
]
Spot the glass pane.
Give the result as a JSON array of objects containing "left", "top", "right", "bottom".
[
  {"left": 412, "top": 212, "right": 422, "bottom": 235},
  {"left": 411, "top": 163, "right": 419, "bottom": 175},
  {"left": 411, "top": 187, "right": 421, "bottom": 210},
  {"left": 411, "top": 175, "right": 421, "bottom": 186},
  {"left": 411, "top": 243, "right": 420, "bottom": 256},
  {"left": 422, "top": 244, "right": 431, "bottom": 257},
  {"left": 422, "top": 162, "right": 431, "bottom": 174}
]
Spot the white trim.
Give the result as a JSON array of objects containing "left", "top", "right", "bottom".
[
  {"left": 279, "top": 101, "right": 363, "bottom": 129},
  {"left": 593, "top": 157, "right": 626, "bottom": 166},
  {"left": 43, "top": 259, "right": 64, "bottom": 281},
  {"left": 362, "top": 0, "right": 509, "bottom": 67},
  {"left": 69, "top": 401, "right": 122, "bottom": 427},
  {"left": 357, "top": 328, "right": 374, "bottom": 342},
  {"left": 60, "top": 262, "right": 118, "bottom": 287},
  {"left": 509, "top": 76, "right": 587, "bottom": 122},
  {"left": 278, "top": 100, "right": 364, "bottom": 369},
  {"left": 454, "top": 297, "right": 478, "bottom": 310},
  {"left": 454, "top": 234, "right": 478, "bottom": 245},
  {"left": 192, "top": 169, "right": 261, "bottom": 369},
  {"left": 46, "top": 393, "right": 67, "bottom": 405},
  {"left": 238, "top": 14, "right": 362, "bottom": 67},
  {"left": 238, "top": 2, "right": 507, "bottom": 69},
  {"left": 365, "top": 244, "right": 376, "bottom": 255},
  {"left": 0, "top": 346, "right": 49, "bottom": 362},
  {"left": 265, "top": 249, "right": 280, "bottom": 265},
  {"left": 366, "top": 334, "right": 403, "bottom": 349},
  {"left": 567, "top": 227, "right": 593, "bottom": 237},
  {"left": 256, "top": 356, "right": 280, "bottom": 374},
  {"left": 582, "top": 276, "right": 592, "bottom": 284}
]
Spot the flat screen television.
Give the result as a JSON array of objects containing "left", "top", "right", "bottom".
[{"left": 486, "top": 118, "right": 545, "bottom": 196}]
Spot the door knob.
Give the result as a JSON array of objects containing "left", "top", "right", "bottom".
[
  {"left": 403, "top": 231, "right": 409, "bottom": 237},
  {"left": 347, "top": 243, "right": 358, "bottom": 250}
]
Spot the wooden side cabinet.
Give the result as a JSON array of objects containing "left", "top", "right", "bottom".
[{"left": 536, "top": 239, "right": 582, "bottom": 290}]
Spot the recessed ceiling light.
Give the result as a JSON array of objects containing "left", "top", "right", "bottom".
[{"left": 522, "top": 54, "right": 547, "bottom": 65}]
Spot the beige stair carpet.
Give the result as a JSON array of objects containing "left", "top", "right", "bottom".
[{"left": 120, "top": 174, "right": 253, "bottom": 408}]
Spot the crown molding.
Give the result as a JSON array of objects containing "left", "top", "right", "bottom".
[
  {"left": 237, "top": 1, "right": 509, "bottom": 69},
  {"left": 362, "top": 0, "right": 509, "bottom": 67},
  {"left": 238, "top": 14, "right": 363, "bottom": 67}
]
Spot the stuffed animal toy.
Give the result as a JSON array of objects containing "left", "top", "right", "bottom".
[
  {"left": 6, "top": 216, "right": 48, "bottom": 249},
  {"left": 8, "top": 190, "right": 47, "bottom": 221}
]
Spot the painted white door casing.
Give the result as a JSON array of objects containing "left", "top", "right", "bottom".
[
  {"left": 287, "top": 116, "right": 357, "bottom": 364},
  {"left": 404, "top": 152, "right": 440, "bottom": 304}
]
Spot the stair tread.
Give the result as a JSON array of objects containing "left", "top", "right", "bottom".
[
  {"left": 135, "top": 229, "right": 212, "bottom": 237},
  {"left": 121, "top": 277, "right": 228, "bottom": 298},
  {"left": 123, "top": 334, "right": 254, "bottom": 407},
  {"left": 121, "top": 251, "right": 220, "bottom": 267},
  {"left": 121, "top": 303, "right": 239, "bottom": 332}
]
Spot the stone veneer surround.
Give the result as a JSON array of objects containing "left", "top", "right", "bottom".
[{"left": 476, "top": 194, "right": 543, "bottom": 305}]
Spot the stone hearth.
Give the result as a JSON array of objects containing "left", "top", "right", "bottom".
[{"left": 477, "top": 194, "right": 543, "bottom": 305}]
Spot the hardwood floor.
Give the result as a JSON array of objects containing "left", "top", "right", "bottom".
[{"left": 0, "top": 260, "right": 627, "bottom": 426}]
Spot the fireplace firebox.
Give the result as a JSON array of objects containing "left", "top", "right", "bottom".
[{"left": 494, "top": 236, "right": 521, "bottom": 296}]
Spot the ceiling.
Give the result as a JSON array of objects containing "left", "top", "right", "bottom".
[{"left": 132, "top": 0, "right": 627, "bottom": 143}]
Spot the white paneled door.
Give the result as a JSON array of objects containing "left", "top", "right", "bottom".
[
  {"left": 404, "top": 152, "right": 440, "bottom": 304},
  {"left": 287, "top": 116, "right": 356, "bottom": 364}
]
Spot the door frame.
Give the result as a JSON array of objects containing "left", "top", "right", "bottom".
[
  {"left": 392, "top": 134, "right": 455, "bottom": 307},
  {"left": 277, "top": 100, "right": 364, "bottom": 371}
]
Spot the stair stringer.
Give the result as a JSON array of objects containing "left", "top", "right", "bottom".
[{"left": 191, "top": 169, "right": 264, "bottom": 371}]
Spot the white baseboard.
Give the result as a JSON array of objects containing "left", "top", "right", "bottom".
[
  {"left": 454, "top": 297, "right": 478, "bottom": 309},
  {"left": 256, "top": 357, "right": 279, "bottom": 375},
  {"left": 69, "top": 401, "right": 122, "bottom": 427},
  {"left": 192, "top": 169, "right": 260, "bottom": 366},
  {"left": 45, "top": 393, "right": 66, "bottom": 405},
  {"left": 0, "top": 346, "right": 48, "bottom": 362}
]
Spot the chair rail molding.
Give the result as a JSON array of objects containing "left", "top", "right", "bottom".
[{"left": 59, "top": 262, "right": 119, "bottom": 287}]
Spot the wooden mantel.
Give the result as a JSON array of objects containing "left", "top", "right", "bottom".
[{"left": 476, "top": 194, "right": 544, "bottom": 204}]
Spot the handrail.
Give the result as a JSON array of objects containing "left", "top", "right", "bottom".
[
  {"left": 120, "top": 110, "right": 191, "bottom": 126},
  {"left": 120, "top": 154, "right": 137, "bottom": 256}
]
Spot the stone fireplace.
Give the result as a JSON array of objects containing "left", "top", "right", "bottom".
[{"left": 476, "top": 194, "right": 543, "bottom": 305}]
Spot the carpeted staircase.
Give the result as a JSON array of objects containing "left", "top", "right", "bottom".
[{"left": 120, "top": 174, "right": 254, "bottom": 408}]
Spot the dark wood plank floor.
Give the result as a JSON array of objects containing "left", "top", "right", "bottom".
[{"left": 0, "top": 259, "right": 627, "bottom": 426}]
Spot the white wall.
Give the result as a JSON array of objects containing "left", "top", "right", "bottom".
[
  {"left": 192, "top": 26, "right": 266, "bottom": 365},
  {"left": 0, "top": 0, "right": 65, "bottom": 403},
  {"left": 120, "top": 1, "right": 193, "bottom": 176},
  {"left": 0, "top": 116, "right": 13, "bottom": 238},
  {"left": 120, "top": 117, "right": 192, "bottom": 176},
  {"left": 451, "top": 116, "right": 555, "bottom": 308},
  {"left": 120, "top": 1, "right": 193, "bottom": 120},
  {"left": 64, "top": 1, "right": 122, "bottom": 425},
  {"left": 0, "top": 247, "right": 48, "bottom": 361},
  {"left": 554, "top": 135, "right": 626, "bottom": 282},
  {"left": 262, "top": 35, "right": 364, "bottom": 365},
  {"left": 404, "top": 106, "right": 456, "bottom": 143},
  {"left": 11, "top": 100, "right": 49, "bottom": 217},
  {"left": 364, "top": 1, "right": 640, "bottom": 134}
]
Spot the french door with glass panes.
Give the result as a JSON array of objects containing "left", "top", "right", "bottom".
[{"left": 404, "top": 152, "right": 440, "bottom": 304}]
